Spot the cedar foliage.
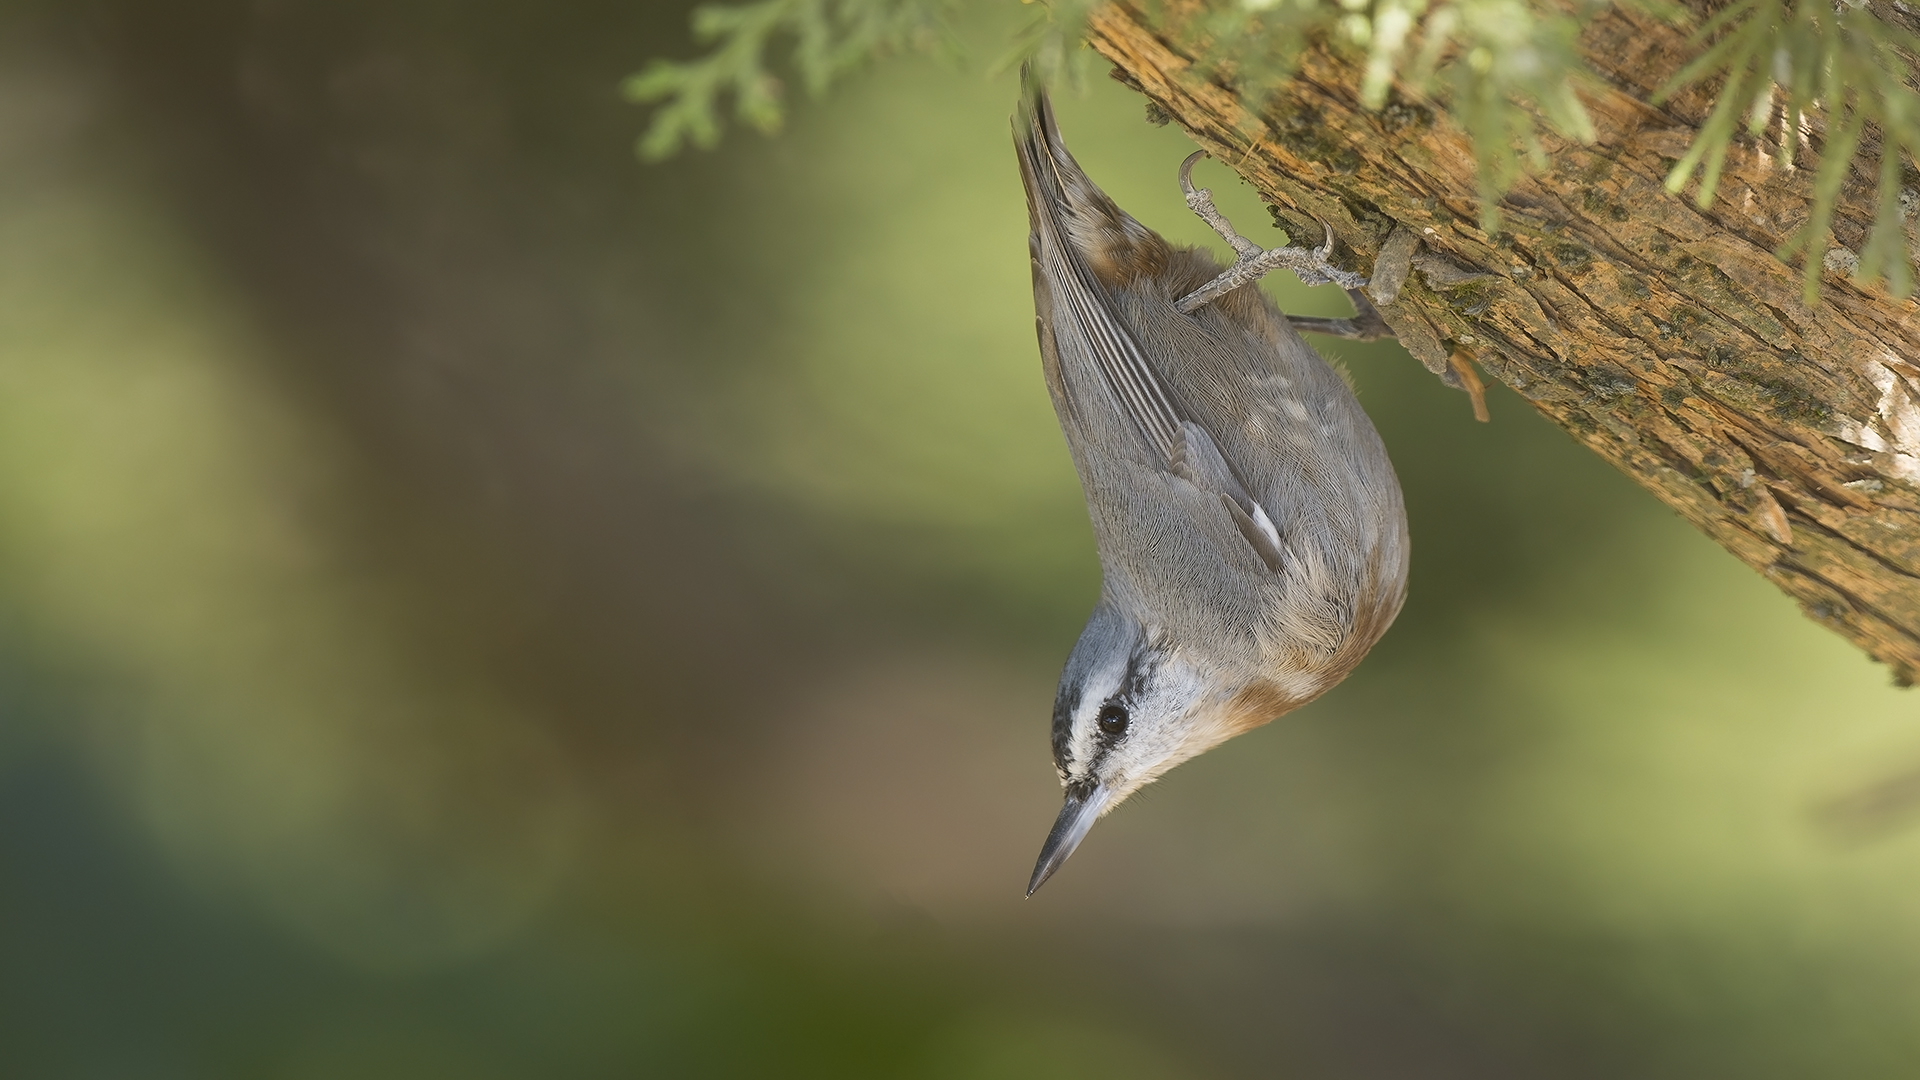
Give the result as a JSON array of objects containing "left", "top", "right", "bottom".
[{"left": 629, "top": 0, "right": 1920, "bottom": 300}]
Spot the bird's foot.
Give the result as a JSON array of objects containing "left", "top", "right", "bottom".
[
  {"left": 1174, "top": 150, "right": 1367, "bottom": 315},
  {"left": 1285, "top": 288, "right": 1395, "bottom": 342}
]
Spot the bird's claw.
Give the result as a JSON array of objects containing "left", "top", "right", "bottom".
[{"left": 1174, "top": 151, "right": 1366, "bottom": 314}]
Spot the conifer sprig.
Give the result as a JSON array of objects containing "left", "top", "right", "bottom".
[
  {"left": 624, "top": 0, "right": 954, "bottom": 160},
  {"left": 630, "top": 0, "right": 1920, "bottom": 297},
  {"left": 1173, "top": 0, "right": 1610, "bottom": 232},
  {"left": 1658, "top": 0, "right": 1920, "bottom": 300}
]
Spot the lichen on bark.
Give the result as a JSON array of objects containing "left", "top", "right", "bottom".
[{"left": 1089, "top": 0, "right": 1920, "bottom": 683}]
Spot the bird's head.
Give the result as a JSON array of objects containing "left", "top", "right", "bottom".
[{"left": 1026, "top": 602, "right": 1293, "bottom": 896}]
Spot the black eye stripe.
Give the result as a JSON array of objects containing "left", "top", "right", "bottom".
[
  {"left": 1050, "top": 681, "right": 1083, "bottom": 770},
  {"left": 1121, "top": 643, "right": 1153, "bottom": 700},
  {"left": 1061, "top": 645, "right": 1152, "bottom": 775},
  {"left": 1089, "top": 645, "right": 1155, "bottom": 746}
]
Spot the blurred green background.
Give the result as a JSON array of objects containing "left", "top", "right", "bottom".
[{"left": 2, "top": 1, "right": 1919, "bottom": 1076}]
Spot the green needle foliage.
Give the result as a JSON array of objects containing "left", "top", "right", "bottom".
[
  {"left": 1161, "top": 0, "right": 1612, "bottom": 232},
  {"left": 624, "top": 0, "right": 957, "bottom": 160},
  {"left": 1658, "top": 0, "right": 1920, "bottom": 301},
  {"left": 632, "top": 0, "right": 1920, "bottom": 299}
]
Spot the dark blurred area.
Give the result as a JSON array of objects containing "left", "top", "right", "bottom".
[{"left": 2, "top": 1, "right": 1919, "bottom": 1077}]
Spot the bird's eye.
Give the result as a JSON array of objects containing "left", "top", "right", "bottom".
[{"left": 1097, "top": 703, "right": 1130, "bottom": 736}]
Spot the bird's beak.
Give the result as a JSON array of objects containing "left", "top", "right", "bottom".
[{"left": 1026, "top": 783, "right": 1112, "bottom": 897}]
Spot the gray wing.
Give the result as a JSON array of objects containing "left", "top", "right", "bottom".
[
  {"left": 1015, "top": 81, "right": 1180, "bottom": 461},
  {"left": 1016, "top": 82, "right": 1285, "bottom": 575},
  {"left": 1170, "top": 421, "right": 1287, "bottom": 573}
]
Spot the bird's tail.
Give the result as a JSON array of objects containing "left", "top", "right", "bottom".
[
  {"left": 1013, "top": 67, "right": 1181, "bottom": 459},
  {"left": 1013, "top": 68, "right": 1164, "bottom": 289},
  {"left": 1012, "top": 67, "right": 1074, "bottom": 250}
]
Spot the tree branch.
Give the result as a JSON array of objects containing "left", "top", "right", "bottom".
[{"left": 1089, "top": 1, "right": 1920, "bottom": 683}]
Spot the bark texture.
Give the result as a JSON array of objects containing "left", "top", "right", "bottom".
[{"left": 1088, "top": 2, "right": 1920, "bottom": 683}]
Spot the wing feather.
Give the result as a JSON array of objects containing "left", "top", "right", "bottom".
[
  {"left": 1016, "top": 77, "right": 1286, "bottom": 575},
  {"left": 1016, "top": 82, "right": 1181, "bottom": 461}
]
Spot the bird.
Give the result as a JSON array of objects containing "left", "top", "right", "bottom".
[{"left": 1016, "top": 76, "right": 1410, "bottom": 896}]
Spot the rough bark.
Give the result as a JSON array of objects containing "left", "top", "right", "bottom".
[{"left": 1087, "top": 2, "right": 1920, "bottom": 683}]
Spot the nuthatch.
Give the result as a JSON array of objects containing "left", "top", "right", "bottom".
[{"left": 1017, "top": 80, "right": 1409, "bottom": 896}]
